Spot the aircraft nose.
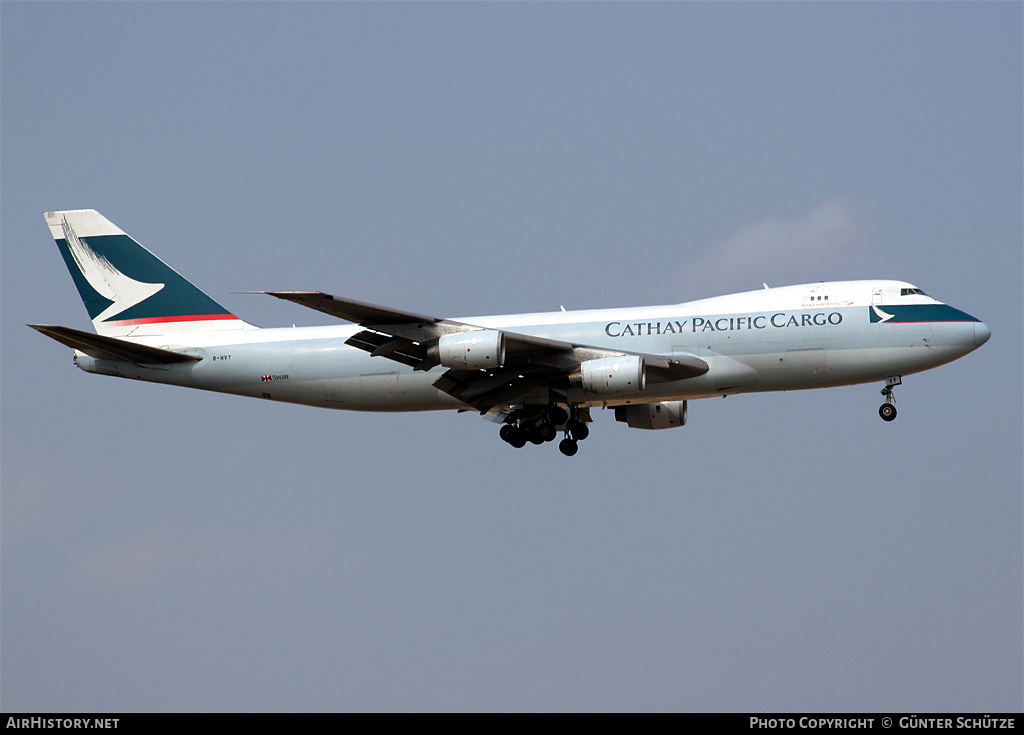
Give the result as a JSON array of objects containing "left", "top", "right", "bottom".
[{"left": 974, "top": 321, "right": 992, "bottom": 347}]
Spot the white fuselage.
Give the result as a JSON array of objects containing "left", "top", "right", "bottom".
[{"left": 71, "top": 280, "right": 990, "bottom": 415}]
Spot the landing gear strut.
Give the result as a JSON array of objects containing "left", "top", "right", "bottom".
[{"left": 879, "top": 376, "right": 900, "bottom": 422}]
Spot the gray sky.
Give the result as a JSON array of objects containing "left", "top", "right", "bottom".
[{"left": 2, "top": 2, "right": 1021, "bottom": 712}]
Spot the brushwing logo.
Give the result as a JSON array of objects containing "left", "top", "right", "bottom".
[
  {"left": 871, "top": 305, "right": 895, "bottom": 323},
  {"left": 62, "top": 216, "right": 164, "bottom": 322}
]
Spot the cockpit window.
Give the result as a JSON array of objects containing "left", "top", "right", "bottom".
[{"left": 901, "top": 288, "right": 927, "bottom": 296}]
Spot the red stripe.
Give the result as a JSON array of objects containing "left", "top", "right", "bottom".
[{"left": 104, "top": 314, "right": 241, "bottom": 326}]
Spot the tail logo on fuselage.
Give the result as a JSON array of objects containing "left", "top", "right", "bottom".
[
  {"left": 871, "top": 305, "right": 896, "bottom": 323},
  {"left": 61, "top": 216, "right": 165, "bottom": 323}
]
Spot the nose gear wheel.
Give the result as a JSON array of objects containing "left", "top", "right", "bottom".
[{"left": 879, "top": 376, "right": 901, "bottom": 422}]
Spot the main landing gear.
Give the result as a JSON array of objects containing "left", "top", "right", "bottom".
[
  {"left": 879, "top": 376, "right": 901, "bottom": 422},
  {"left": 558, "top": 414, "right": 590, "bottom": 457},
  {"left": 499, "top": 405, "right": 590, "bottom": 456}
]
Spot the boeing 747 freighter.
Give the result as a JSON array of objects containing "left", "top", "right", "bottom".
[{"left": 32, "top": 209, "right": 991, "bottom": 456}]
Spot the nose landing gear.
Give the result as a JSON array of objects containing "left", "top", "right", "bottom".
[{"left": 879, "top": 376, "right": 901, "bottom": 422}]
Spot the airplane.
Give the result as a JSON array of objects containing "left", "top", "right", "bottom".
[{"left": 31, "top": 209, "right": 991, "bottom": 457}]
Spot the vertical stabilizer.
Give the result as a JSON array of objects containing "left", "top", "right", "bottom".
[{"left": 44, "top": 210, "right": 255, "bottom": 338}]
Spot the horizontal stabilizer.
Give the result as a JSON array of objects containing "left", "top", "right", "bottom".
[{"left": 29, "top": 324, "right": 201, "bottom": 364}]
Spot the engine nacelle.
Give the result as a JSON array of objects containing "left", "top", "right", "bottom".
[
  {"left": 435, "top": 330, "right": 506, "bottom": 369},
  {"left": 614, "top": 400, "right": 687, "bottom": 430},
  {"left": 572, "top": 355, "right": 646, "bottom": 394}
]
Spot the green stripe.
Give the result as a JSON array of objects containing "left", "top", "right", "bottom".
[{"left": 870, "top": 304, "right": 980, "bottom": 324}]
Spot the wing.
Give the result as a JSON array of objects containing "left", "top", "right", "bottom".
[{"left": 259, "top": 291, "right": 708, "bottom": 412}]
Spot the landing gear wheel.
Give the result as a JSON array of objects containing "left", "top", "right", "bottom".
[
  {"left": 567, "top": 419, "right": 590, "bottom": 442},
  {"left": 558, "top": 438, "right": 579, "bottom": 456},
  {"left": 526, "top": 424, "right": 546, "bottom": 445},
  {"left": 879, "top": 376, "right": 900, "bottom": 422},
  {"left": 547, "top": 406, "right": 569, "bottom": 426},
  {"left": 500, "top": 424, "right": 527, "bottom": 448},
  {"left": 538, "top": 422, "right": 557, "bottom": 442}
]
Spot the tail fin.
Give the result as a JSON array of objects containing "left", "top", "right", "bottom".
[{"left": 44, "top": 210, "right": 255, "bottom": 338}]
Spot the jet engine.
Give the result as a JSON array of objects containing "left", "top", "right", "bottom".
[
  {"left": 434, "top": 330, "right": 506, "bottom": 369},
  {"left": 571, "top": 355, "right": 646, "bottom": 394},
  {"left": 614, "top": 400, "right": 687, "bottom": 430}
]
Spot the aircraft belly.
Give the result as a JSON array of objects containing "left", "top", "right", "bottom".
[
  {"left": 755, "top": 348, "right": 830, "bottom": 390},
  {"left": 84, "top": 338, "right": 457, "bottom": 412},
  {"left": 242, "top": 342, "right": 458, "bottom": 411},
  {"left": 323, "top": 371, "right": 460, "bottom": 411}
]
